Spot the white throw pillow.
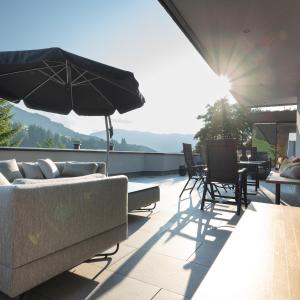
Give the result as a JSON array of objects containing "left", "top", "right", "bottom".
[
  {"left": 38, "top": 159, "right": 60, "bottom": 179},
  {"left": 0, "top": 159, "right": 23, "bottom": 182},
  {"left": 0, "top": 172, "right": 11, "bottom": 185},
  {"left": 62, "top": 162, "right": 98, "bottom": 177},
  {"left": 22, "top": 162, "right": 44, "bottom": 179}
]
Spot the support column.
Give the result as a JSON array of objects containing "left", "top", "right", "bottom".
[{"left": 297, "top": 96, "right": 300, "bottom": 156}]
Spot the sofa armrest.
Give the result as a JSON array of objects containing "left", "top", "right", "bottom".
[{"left": 0, "top": 175, "right": 127, "bottom": 268}]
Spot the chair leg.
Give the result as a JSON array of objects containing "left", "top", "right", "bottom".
[
  {"left": 179, "top": 177, "right": 191, "bottom": 198},
  {"left": 210, "top": 184, "right": 216, "bottom": 200},
  {"left": 197, "top": 176, "right": 205, "bottom": 190},
  {"left": 201, "top": 180, "right": 208, "bottom": 210},
  {"left": 190, "top": 178, "right": 198, "bottom": 194},
  {"left": 235, "top": 183, "right": 241, "bottom": 215},
  {"left": 243, "top": 174, "right": 248, "bottom": 207}
]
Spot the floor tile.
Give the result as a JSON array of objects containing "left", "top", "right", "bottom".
[
  {"left": 108, "top": 250, "right": 209, "bottom": 298},
  {"left": 86, "top": 244, "right": 137, "bottom": 269},
  {"left": 33, "top": 268, "right": 159, "bottom": 300},
  {"left": 187, "top": 242, "right": 224, "bottom": 267},
  {"left": 153, "top": 289, "right": 190, "bottom": 300}
]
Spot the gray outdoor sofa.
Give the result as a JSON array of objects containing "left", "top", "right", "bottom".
[{"left": 0, "top": 161, "right": 128, "bottom": 297}]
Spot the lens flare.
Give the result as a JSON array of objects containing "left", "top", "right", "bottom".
[{"left": 216, "top": 76, "right": 232, "bottom": 98}]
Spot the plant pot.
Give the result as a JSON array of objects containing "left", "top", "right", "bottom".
[{"left": 179, "top": 165, "right": 187, "bottom": 176}]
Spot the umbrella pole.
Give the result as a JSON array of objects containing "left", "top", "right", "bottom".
[{"left": 105, "top": 116, "right": 109, "bottom": 176}]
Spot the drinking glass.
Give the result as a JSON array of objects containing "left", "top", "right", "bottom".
[
  {"left": 246, "top": 150, "right": 252, "bottom": 162},
  {"left": 236, "top": 149, "right": 242, "bottom": 162}
]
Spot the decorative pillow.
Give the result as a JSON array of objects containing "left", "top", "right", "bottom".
[
  {"left": 0, "top": 159, "right": 23, "bottom": 182},
  {"left": 292, "top": 157, "right": 300, "bottom": 163},
  {"left": 38, "top": 159, "right": 60, "bottom": 179},
  {"left": 280, "top": 162, "right": 300, "bottom": 179},
  {"left": 0, "top": 172, "right": 11, "bottom": 185},
  {"left": 22, "top": 162, "right": 44, "bottom": 179},
  {"left": 279, "top": 158, "right": 292, "bottom": 173},
  {"left": 62, "top": 162, "right": 98, "bottom": 177}
]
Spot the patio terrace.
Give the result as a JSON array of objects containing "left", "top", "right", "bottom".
[{"left": 0, "top": 171, "right": 294, "bottom": 300}]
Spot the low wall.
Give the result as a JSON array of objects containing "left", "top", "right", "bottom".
[{"left": 0, "top": 147, "right": 186, "bottom": 176}]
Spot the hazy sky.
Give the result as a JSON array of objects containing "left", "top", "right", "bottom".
[{"left": 0, "top": 0, "right": 232, "bottom": 134}]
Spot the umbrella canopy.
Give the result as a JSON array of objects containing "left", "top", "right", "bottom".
[{"left": 0, "top": 47, "right": 145, "bottom": 115}]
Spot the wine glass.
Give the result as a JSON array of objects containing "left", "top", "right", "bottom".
[
  {"left": 236, "top": 149, "right": 242, "bottom": 162},
  {"left": 246, "top": 150, "right": 252, "bottom": 162}
]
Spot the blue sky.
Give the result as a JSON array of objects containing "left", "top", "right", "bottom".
[{"left": 0, "top": 1, "right": 230, "bottom": 134}]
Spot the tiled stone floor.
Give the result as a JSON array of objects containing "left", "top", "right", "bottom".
[{"left": 3, "top": 175, "right": 299, "bottom": 300}]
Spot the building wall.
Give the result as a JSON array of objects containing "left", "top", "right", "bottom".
[{"left": 0, "top": 148, "right": 186, "bottom": 176}]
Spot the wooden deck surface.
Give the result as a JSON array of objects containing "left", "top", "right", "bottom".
[{"left": 193, "top": 202, "right": 300, "bottom": 300}]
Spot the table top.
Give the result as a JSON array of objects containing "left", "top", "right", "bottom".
[
  {"left": 193, "top": 202, "right": 300, "bottom": 300},
  {"left": 266, "top": 171, "right": 300, "bottom": 185},
  {"left": 239, "top": 160, "right": 267, "bottom": 165},
  {"left": 200, "top": 161, "right": 266, "bottom": 168},
  {"left": 128, "top": 182, "right": 159, "bottom": 194}
]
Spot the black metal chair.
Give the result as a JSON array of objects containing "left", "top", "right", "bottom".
[
  {"left": 179, "top": 143, "right": 205, "bottom": 197},
  {"left": 201, "top": 139, "right": 248, "bottom": 215}
]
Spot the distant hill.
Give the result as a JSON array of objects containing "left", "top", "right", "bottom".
[
  {"left": 10, "top": 106, "right": 156, "bottom": 152},
  {"left": 11, "top": 106, "right": 89, "bottom": 140},
  {"left": 11, "top": 106, "right": 195, "bottom": 152},
  {"left": 91, "top": 129, "right": 196, "bottom": 153}
]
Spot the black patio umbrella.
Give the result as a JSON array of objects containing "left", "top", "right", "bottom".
[{"left": 0, "top": 47, "right": 145, "bottom": 172}]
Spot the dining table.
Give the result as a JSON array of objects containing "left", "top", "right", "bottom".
[{"left": 238, "top": 160, "right": 267, "bottom": 193}]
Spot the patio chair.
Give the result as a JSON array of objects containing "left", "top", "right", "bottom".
[
  {"left": 201, "top": 139, "right": 248, "bottom": 215},
  {"left": 179, "top": 143, "right": 205, "bottom": 197}
]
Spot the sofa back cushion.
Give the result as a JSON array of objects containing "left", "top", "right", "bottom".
[
  {"left": 22, "top": 162, "right": 44, "bottom": 179},
  {"left": 0, "top": 159, "right": 23, "bottom": 182},
  {"left": 62, "top": 162, "right": 98, "bottom": 177},
  {"left": 38, "top": 159, "right": 60, "bottom": 179}
]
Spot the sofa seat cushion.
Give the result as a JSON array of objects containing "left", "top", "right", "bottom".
[
  {"left": 13, "top": 173, "right": 105, "bottom": 185},
  {"left": 0, "top": 159, "right": 23, "bottom": 182},
  {"left": 22, "top": 163, "right": 44, "bottom": 179},
  {"left": 62, "top": 162, "right": 98, "bottom": 177}
]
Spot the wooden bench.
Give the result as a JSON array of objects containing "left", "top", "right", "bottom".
[
  {"left": 193, "top": 202, "right": 300, "bottom": 299},
  {"left": 266, "top": 171, "right": 300, "bottom": 204}
]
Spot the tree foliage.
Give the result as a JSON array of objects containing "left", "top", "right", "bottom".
[
  {"left": 194, "top": 98, "right": 252, "bottom": 151},
  {"left": 0, "top": 99, "right": 22, "bottom": 146}
]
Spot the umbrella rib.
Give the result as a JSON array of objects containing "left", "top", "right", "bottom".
[
  {"left": 42, "top": 60, "right": 65, "bottom": 84},
  {"left": 73, "top": 65, "right": 139, "bottom": 96},
  {"left": 23, "top": 66, "right": 66, "bottom": 100},
  {"left": 71, "top": 70, "right": 88, "bottom": 85},
  {"left": 38, "top": 69, "right": 65, "bottom": 85},
  {"left": 0, "top": 64, "right": 65, "bottom": 78},
  {"left": 72, "top": 65, "right": 114, "bottom": 109}
]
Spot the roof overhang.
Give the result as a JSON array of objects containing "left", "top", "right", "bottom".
[
  {"left": 159, "top": 0, "right": 300, "bottom": 107},
  {"left": 248, "top": 110, "right": 296, "bottom": 124}
]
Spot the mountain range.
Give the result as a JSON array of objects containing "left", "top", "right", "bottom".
[
  {"left": 92, "top": 130, "right": 196, "bottom": 153},
  {"left": 11, "top": 106, "right": 196, "bottom": 152}
]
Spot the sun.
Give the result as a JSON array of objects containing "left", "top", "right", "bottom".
[{"left": 216, "top": 75, "right": 232, "bottom": 98}]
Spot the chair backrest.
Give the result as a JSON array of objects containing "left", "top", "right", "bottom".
[
  {"left": 206, "top": 139, "right": 238, "bottom": 184},
  {"left": 183, "top": 143, "right": 197, "bottom": 177}
]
